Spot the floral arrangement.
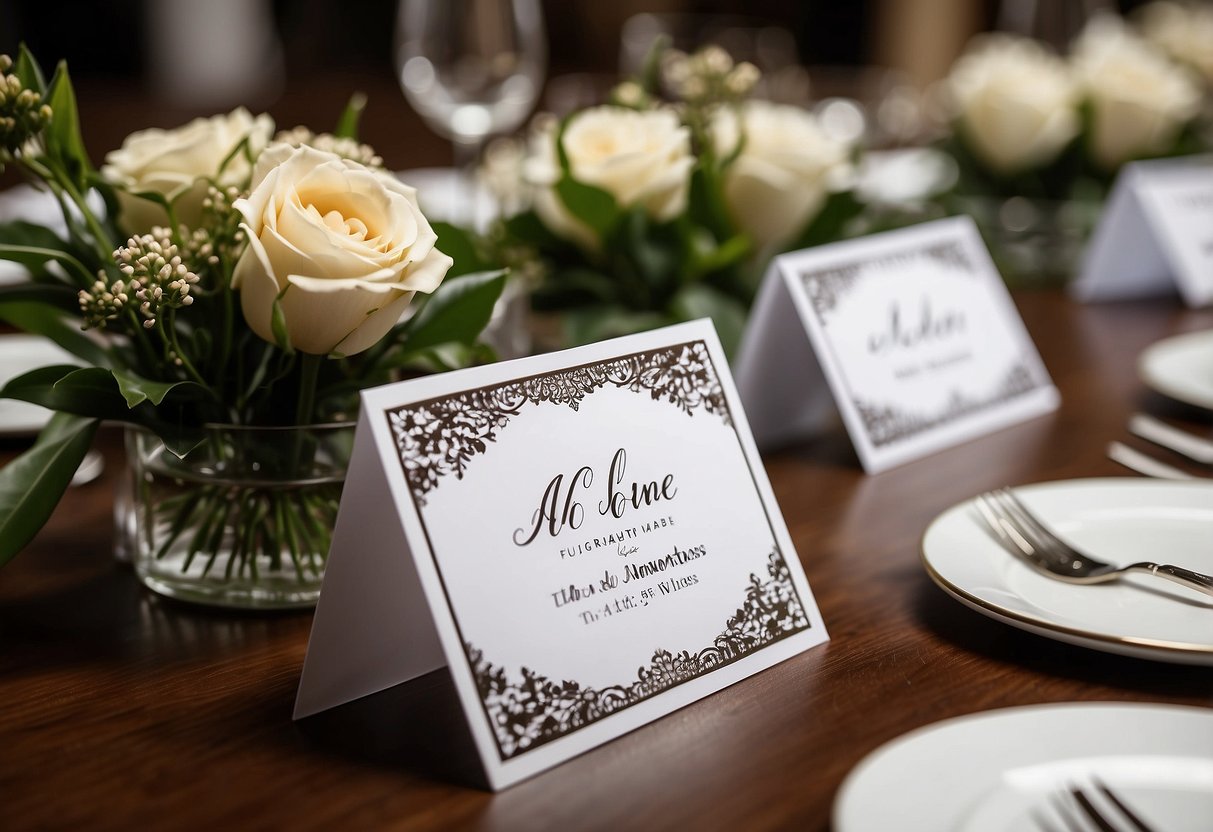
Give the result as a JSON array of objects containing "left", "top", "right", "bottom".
[
  {"left": 941, "top": 5, "right": 1209, "bottom": 204},
  {"left": 480, "top": 44, "right": 861, "bottom": 356},
  {"left": 0, "top": 47, "right": 504, "bottom": 596}
]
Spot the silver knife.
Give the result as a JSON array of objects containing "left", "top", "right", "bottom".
[
  {"left": 1107, "top": 441, "right": 1200, "bottom": 480},
  {"left": 1128, "top": 414, "right": 1213, "bottom": 465}
]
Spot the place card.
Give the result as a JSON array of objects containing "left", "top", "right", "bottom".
[
  {"left": 735, "top": 216, "right": 1059, "bottom": 472},
  {"left": 1072, "top": 157, "right": 1213, "bottom": 307},
  {"left": 294, "top": 320, "right": 827, "bottom": 790}
]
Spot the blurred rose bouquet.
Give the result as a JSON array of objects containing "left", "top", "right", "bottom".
[
  {"left": 941, "top": 7, "right": 1208, "bottom": 203},
  {"left": 0, "top": 48, "right": 504, "bottom": 596},
  {"left": 482, "top": 44, "right": 861, "bottom": 356}
]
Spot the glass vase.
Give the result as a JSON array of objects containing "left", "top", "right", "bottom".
[
  {"left": 121, "top": 422, "right": 354, "bottom": 609},
  {"left": 959, "top": 195, "right": 1101, "bottom": 289}
]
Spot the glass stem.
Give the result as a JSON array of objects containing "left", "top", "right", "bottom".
[{"left": 452, "top": 133, "right": 485, "bottom": 226}]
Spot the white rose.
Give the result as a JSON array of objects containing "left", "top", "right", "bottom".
[
  {"left": 231, "top": 144, "right": 452, "bottom": 356},
  {"left": 712, "top": 101, "right": 854, "bottom": 250},
  {"left": 946, "top": 35, "right": 1081, "bottom": 175},
  {"left": 1073, "top": 15, "right": 1202, "bottom": 170},
  {"left": 102, "top": 107, "right": 274, "bottom": 233},
  {"left": 523, "top": 106, "right": 693, "bottom": 247},
  {"left": 1138, "top": 1, "right": 1213, "bottom": 85}
]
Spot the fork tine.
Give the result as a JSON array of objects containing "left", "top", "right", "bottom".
[
  {"left": 993, "top": 489, "right": 1086, "bottom": 570},
  {"left": 975, "top": 493, "right": 1039, "bottom": 560},
  {"left": 1070, "top": 785, "right": 1119, "bottom": 832},
  {"left": 995, "top": 488, "right": 1075, "bottom": 555},
  {"left": 1052, "top": 790, "right": 1096, "bottom": 832},
  {"left": 1093, "top": 779, "right": 1156, "bottom": 832}
]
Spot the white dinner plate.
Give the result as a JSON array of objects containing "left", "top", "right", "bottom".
[
  {"left": 0, "top": 335, "right": 80, "bottom": 436},
  {"left": 921, "top": 478, "right": 1213, "bottom": 664},
  {"left": 834, "top": 702, "right": 1213, "bottom": 832},
  {"left": 1138, "top": 328, "right": 1213, "bottom": 411}
]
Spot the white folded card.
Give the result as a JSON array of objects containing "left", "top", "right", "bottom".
[
  {"left": 1072, "top": 157, "right": 1213, "bottom": 307},
  {"left": 294, "top": 320, "right": 827, "bottom": 789},
  {"left": 735, "top": 216, "right": 1059, "bottom": 472}
]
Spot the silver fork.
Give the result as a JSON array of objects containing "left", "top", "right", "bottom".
[
  {"left": 1041, "top": 779, "right": 1157, "bottom": 832},
  {"left": 974, "top": 487, "right": 1213, "bottom": 599}
]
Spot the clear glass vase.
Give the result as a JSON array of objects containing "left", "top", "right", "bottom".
[
  {"left": 121, "top": 423, "right": 354, "bottom": 609},
  {"left": 959, "top": 195, "right": 1101, "bottom": 288}
]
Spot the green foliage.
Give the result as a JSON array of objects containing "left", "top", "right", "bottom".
[
  {"left": 334, "top": 92, "right": 367, "bottom": 140},
  {"left": 0, "top": 50, "right": 510, "bottom": 568},
  {"left": 43, "top": 61, "right": 92, "bottom": 190},
  {"left": 0, "top": 412, "right": 99, "bottom": 565},
  {"left": 0, "top": 301, "right": 111, "bottom": 367},
  {"left": 393, "top": 269, "right": 507, "bottom": 358}
]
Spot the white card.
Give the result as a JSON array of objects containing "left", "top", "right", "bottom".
[
  {"left": 735, "top": 216, "right": 1060, "bottom": 472},
  {"left": 294, "top": 320, "right": 827, "bottom": 789},
  {"left": 1072, "top": 157, "right": 1213, "bottom": 307}
]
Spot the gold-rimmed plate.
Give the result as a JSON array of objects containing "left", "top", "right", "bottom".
[
  {"left": 834, "top": 703, "right": 1213, "bottom": 831},
  {"left": 921, "top": 478, "right": 1213, "bottom": 665},
  {"left": 1139, "top": 328, "right": 1213, "bottom": 411}
]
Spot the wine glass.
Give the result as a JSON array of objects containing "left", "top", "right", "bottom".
[{"left": 395, "top": 0, "right": 546, "bottom": 215}]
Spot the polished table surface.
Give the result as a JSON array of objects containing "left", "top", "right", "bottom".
[{"left": 2, "top": 291, "right": 1212, "bottom": 830}]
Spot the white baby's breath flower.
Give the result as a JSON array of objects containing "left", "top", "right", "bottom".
[
  {"left": 273, "top": 126, "right": 384, "bottom": 168},
  {"left": 946, "top": 35, "right": 1080, "bottom": 174},
  {"left": 523, "top": 106, "right": 693, "bottom": 249},
  {"left": 1072, "top": 14, "right": 1202, "bottom": 169},
  {"left": 713, "top": 101, "right": 855, "bottom": 250}
]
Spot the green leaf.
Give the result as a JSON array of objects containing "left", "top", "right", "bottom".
[
  {"left": 0, "top": 301, "right": 111, "bottom": 367},
  {"left": 669, "top": 285, "right": 748, "bottom": 358},
  {"left": 532, "top": 267, "right": 619, "bottom": 309},
  {"left": 0, "top": 365, "right": 131, "bottom": 420},
  {"left": 396, "top": 341, "right": 498, "bottom": 373},
  {"left": 334, "top": 92, "right": 368, "bottom": 140},
  {"left": 399, "top": 269, "right": 507, "bottom": 355},
  {"left": 503, "top": 209, "right": 568, "bottom": 252},
  {"left": 688, "top": 232, "right": 750, "bottom": 278},
  {"left": 0, "top": 243, "right": 92, "bottom": 285},
  {"left": 555, "top": 177, "right": 620, "bottom": 238},
  {"left": 43, "top": 61, "right": 93, "bottom": 189},
  {"left": 563, "top": 306, "right": 669, "bottom": 347},
  {"left": 0, "top": 412, "right": 99, "bottom": 565},
  {"left": 0, "top": 220, "right": 73, "bottom": 258},
  {"left": 620, "top": 209, "right": 677, "bottom": 290},
  {"left": 0, "top": 282, "right": 78, "bottom": 310},
  {"left": 13, "top": 44, "right": 47, "bottom": 95},
  {"left": 431, "top": 221, "right": 493, "bottom": 277},
  {"left": 112, "top": 369, "right": 202, "bottom": 408}
]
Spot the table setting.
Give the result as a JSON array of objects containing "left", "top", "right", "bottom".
[{"left": 1, "top": 0, "right": 1213, "bottom": 828}]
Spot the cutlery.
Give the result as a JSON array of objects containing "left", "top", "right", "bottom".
[
  {"left": 975, "top": 487, "right": 1213, "bottom": 598},
  {"left": 1043, "top": 779, "right": 1157, "bottom": 832},
  {"left": 1129, "top": 414, "right": 1213, "bottom": 465},
  {"left": 1107, "top": 441, "right": 1200, "bottom": 480}
]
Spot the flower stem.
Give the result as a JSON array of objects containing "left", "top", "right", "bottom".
[{"left": 295, "top": 353, "right": 322, "bottom": 426}]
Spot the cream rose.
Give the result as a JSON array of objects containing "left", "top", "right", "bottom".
[
  {"left": 946, "top": 35, "right": 1081, "bottom": 175},
  {"left": 231, "top": 144, "right": 452, "bottom": 356},
  {"left": 1073, "top": 16, "right": 1202, "bottom": 170},
  {"left": 524, "top": 106, "right": 693, "bottom": 247},
  {"left": 1138, "top": 1, "right": 1213, "bottom": 85},
  {"left": 712, "top": 101, "right": 854, "bottom": 250},
  {"left": 102, "top": 107, "right": 273, "bottom": 233}
]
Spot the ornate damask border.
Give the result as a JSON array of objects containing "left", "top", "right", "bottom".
[
  {"left": 386, "top": 341, "right": 730, "bottom": 505},
  {"left": 855, "top": 360, "right": 1040, "bottom": 447},
  {"left": 802, "top": 240, "right": 975, "bottom": 323},
  {"left": 468, "top": 549, "right": 809, "bottom": 759}
]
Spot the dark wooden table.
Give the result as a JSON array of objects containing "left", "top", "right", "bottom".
[{"left": 2, "top": 291, "right": 1211, "bottom": 831}]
